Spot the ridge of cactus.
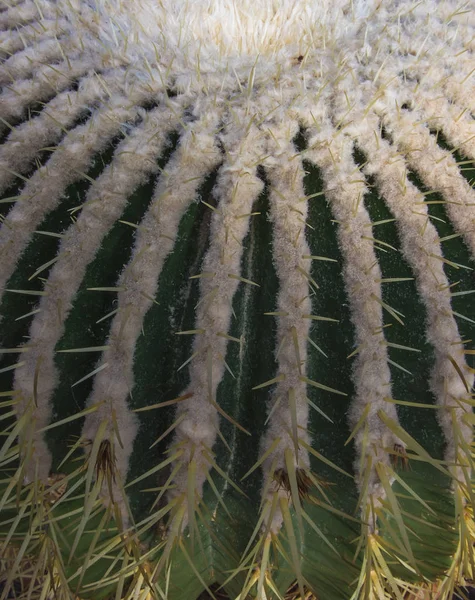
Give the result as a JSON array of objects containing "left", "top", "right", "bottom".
[{"left": 0, "top": 1, "right": 475, "bottom": 599}]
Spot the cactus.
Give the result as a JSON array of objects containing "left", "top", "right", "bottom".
[{"left": 1, "top": 0, "right": 475, "bottom": 598}]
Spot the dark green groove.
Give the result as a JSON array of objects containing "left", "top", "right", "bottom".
[
  {"left": 161, "top": 167, "right": 280, "bottom": 600},
  {"left": 296, "top": 127, "right": 363, "bottom": 597},
  {"left": 0, "top": 140, "right": 119, "bottom": 393},
  {"left": 353, "top": 146, "right": 446, "bottom": 460},
  {"left": 46, "top": 130, "right": 180, "bottom": 469},
  {"left": 128, "top": 164, "right": 220, "bottom": 518},
  {"left": 353, "top": 143, "right": 459, "bottom": 582}
]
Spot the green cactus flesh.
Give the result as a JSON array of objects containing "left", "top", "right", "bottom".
[{"left": 1, "top": 1, "right": 475, "bottom": 599}]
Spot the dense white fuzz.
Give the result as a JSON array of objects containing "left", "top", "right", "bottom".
[
  {"left": 0, "top": 0, "right": 26, "bottom": 9},
  {"left": 417, "top": 56, "right": 475, "bottom": 116},
  {"left": 168, "top": 112, "right": 266, "bottom": 510},
  {"left": 353, "top": 116, "right": 473, "bottom": 460},
  {"left": 379, "top": 106, "right": 475, "bottom": 257},
  {"left": 0, "top": 86, "right": 164, "bottom": 307},
  {"left": 141, "top": 0, "right": 362, "bottom": 61},
  {"left": 305, "top": 126, "right": 402, "bottom": 504},
  {"left": 0, "top": 59, "right": 97, "bottom": 127},
  {"left": 0, "top": 0, "right": 49, "bottom": 29},
  {"left": 411, "top": 92, "right": 475, "bottom": 162},
  {"left": 0, "top": 69, "right": 125, "bottom": 195},
  {"left": 13, "top": 102, "right": 184, "bottom": 481},
  {"left": 257, "top": 122, "right": 315, "bottom": 531},
  {"left": 81, "top": 99, "right": 223, "bottom": 503},
  {"left": 0, "top": 18, "right": 71, "bottom": 57},
  {"left": 0, "top": 37, "right": 64, "bottom": 83}
]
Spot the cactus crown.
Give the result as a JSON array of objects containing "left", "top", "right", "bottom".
[{"left": 1, "top": 1, "right": 475, "bottom": 599}]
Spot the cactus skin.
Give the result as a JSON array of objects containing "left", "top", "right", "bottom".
[{"left": 1, "top": 1, "right": 475, "bottom": 599}]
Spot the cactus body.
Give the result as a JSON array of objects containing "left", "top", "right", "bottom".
[{"left": 1, "top": 1, "right": 475, "bottom": 599}]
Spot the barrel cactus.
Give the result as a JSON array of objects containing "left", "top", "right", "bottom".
[{"left": 1, "top": 0, "right": 475, "bottom": 598}]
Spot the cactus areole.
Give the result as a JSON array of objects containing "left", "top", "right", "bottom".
[{"left": 1, "top": 0, "right": 475, "bottom": 598}]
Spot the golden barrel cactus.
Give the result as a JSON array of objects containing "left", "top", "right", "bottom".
[{"left": 1, "top": 1, "right": 475, "bottom": 598}]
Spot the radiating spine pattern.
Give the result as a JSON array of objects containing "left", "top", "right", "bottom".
[{"left": 1, "top": 1, "right": 475, "bottom": 599}]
